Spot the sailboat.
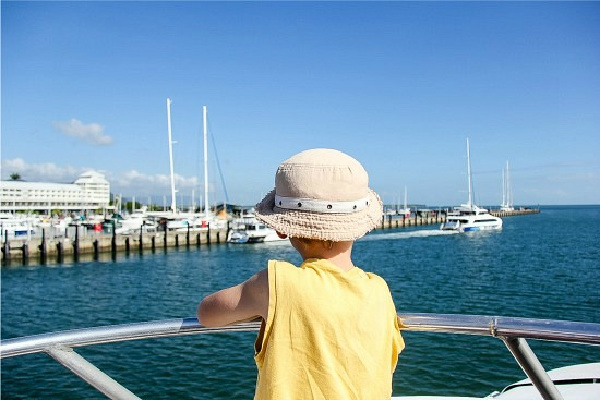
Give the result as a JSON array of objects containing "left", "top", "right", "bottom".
[
  {"left": 160, "top": 100, "right": 227, "bottom": 231},
  {"left": 501, "top": 161, "right": 515, "bottom": 211},
  {"left": 397, "top": 186, "right": 411, "bottom": 218},
  {"left": 441, "top": 139, "right": 503, "bottom": 232}
]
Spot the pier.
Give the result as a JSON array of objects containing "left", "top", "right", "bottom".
[
  {"left": 489, "top": 208, "right": 541, "bottom": 218},
  {"left": 1, "top": 208, "right": 540, "bottom": 266},
  {"left": 1, "top": 216, "right": 444, "bottom": 265},
  {"left": 1, "top": 226, "right": 228, "bottom": 266},
  {"left": 379, "top": 214, "right": 446, "bottom": 230}
]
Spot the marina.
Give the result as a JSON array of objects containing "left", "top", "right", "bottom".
[
  {"left": 1, "top": 113, "right": 539, "bottom": 265},
  {"left": 1, "top": 205, "right": 597, "bottom": 399},
  {"left": 1, "top": 207, "right": 540, "bottom": 265}
]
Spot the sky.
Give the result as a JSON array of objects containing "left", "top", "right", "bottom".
[{"left": 2, "top": 1, "right": 599, "bottom": 207}]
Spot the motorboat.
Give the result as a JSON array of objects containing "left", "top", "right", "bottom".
[
  {"left": 441, "top": 139, "right": 503, "bottom": 232},
  {"left": 1, "top": 313, "right": 598, "bottom": 399},
  {"left": 165, "top": 213, "right": 228, "bottom": 232},
  {"left": 0, "top": 214, "right": 38, "bottom": 239},
  {"left": 227, "top": 214, "right": 285, "bottom": 243},
  {"left": 441, "top": 204, "right": 503, "bottom": 232}
]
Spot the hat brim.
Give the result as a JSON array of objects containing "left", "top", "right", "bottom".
[{"left": 254, "top": 189, "right": 383, "bottom": 242}]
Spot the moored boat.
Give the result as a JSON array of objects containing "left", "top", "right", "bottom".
[
  {"left": 0, "top": 214, "right": 38, "bottom": 239},
  {"left": 441, "top": 139, "right": 503, "bottom": 233},
  {"left": 227, "top": 212, "right": 286, "bottom": 243}
]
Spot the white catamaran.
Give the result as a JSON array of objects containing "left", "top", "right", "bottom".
[{"left": 441, "top": 139, "right": 503, "bottom": 232}]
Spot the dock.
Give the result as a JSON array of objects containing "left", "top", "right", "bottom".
[
  {"left": 379, "top": 214, "right": 446, "bottom": 230},
  {"left": 1, "top": 208, "right": 540, "bottom": 266},
  {"left": 489, "top": 208, "right": 541, "bottom": 217},
  {"left": 1, "top": 227, "right": 228, "bottom": 266}
]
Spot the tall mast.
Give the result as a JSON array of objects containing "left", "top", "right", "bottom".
[
  {"left": 466, "top": 138, "right": 473, "bottom": 208},
  {"left": 506, "top": 160, "right": 511, "bottom": 208},
  {"left": 191, "top": 189, "right": 195, "bottom": 214},
  {"left": 167, "top": 98, "right": 177, "bottom": 214},
  {"left": 502, "top": 167, "right": 506, "bottom": 208},
  {"left": 203, "top": 106, "right": 210, "bottom": 217}
]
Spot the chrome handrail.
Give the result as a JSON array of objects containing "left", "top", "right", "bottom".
[
  {"left": 1, "top": 313, "right": 599, "bottom": 400},
  {"left": 1, "top": 317, "right": 260, "bottom": 358},
  {"left": 3, "top": 313, "right": 598, "bottom": 358},
  {"left": 399, "top": 313, "right": 600, "bottom": 344}
]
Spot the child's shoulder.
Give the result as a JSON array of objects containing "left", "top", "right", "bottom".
[
  {"left": 268, "top": 259, "right": 296, "bottom": 269},
  {"left": 363, "top": 270, "right": 392, "bottom": 287},
  {"left": 268, "top": 259, "right": 299, "bottom": 277}
]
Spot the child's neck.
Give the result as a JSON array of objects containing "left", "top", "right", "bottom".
[
  {"left": 294, "top": 239, "right": 355, "bottom": 271},
  {"left": 315, "top": 253, "right": 354, "bottom": 271}
]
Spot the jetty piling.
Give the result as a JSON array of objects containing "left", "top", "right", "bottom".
[
  {"left": 56, "top": 241, "right": 64, "bottom": 263},
  {"left": 39, "top": 229, "right": 47, "bottom": 263},
  {"left": 3, "top": 230, "right": 10, "bottom": 263}
]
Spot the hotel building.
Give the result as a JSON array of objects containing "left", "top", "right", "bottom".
[{"left": 0, "top": 171, "right": 110, "bottom": 214}]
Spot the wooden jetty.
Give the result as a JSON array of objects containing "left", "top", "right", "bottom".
[
  {"left": 379, "top": 215, "right": 446, "bottom": 230},
  {"left": 489, "top": 208, "right": 540, "bottom": 217},
  {"left": 2, "top": 226, "right": 228, "bottom": 266},
  {"left": 1, "top": 208, "right": 539, "bottom": 265}
]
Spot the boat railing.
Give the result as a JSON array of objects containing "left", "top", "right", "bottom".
[{"left": 1, "top": 313, "right": 599, "bottom": 400}]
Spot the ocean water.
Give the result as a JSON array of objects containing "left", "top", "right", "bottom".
[{"left": 1, "top": 205, "right": 599, "bottom": 399}]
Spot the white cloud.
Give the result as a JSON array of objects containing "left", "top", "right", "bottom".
[
  {"left": 1, "top": 158, "right": 83, "bottom": 183},
  {"left": 114, "top": 169, "right": 198, "bottom": 190},
  {"left": 52, "top": 119, "right": 113, "bottom": 146},
  {"left": 1, "top": 160, "right": 200, "bottom": 192},
  {"left": 1, "top": 160, "right": 225, "bottom": 203}
]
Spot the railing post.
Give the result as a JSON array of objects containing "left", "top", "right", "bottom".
[
  {"left": 502, "top": 337, "right": 564, "bottom": 400},
  {"left": 46, "top": 346, "right": 141, "bottom": 400}
]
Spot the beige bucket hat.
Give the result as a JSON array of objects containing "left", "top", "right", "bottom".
[{"left": 254, "top": 148, "right": 383, "bottom": 241}]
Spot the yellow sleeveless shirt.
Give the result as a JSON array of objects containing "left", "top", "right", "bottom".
[{"left": 254, "top": 259, "right": 404, "bottom": 400}]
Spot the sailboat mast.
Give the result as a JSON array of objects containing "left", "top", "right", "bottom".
[
  {"left": 203, "top": 106, "right": 209, "bottom": 217},
  {"left": 502, "top": 167, "right": 506, "bottom": 208},
  {"left": 466, "top": 138, "right": 473, "bottom": 208},
  {"left": 506, "top": 160, "right": 511, "bottom": 208},
  {"left": 167, "top": 98, "right": 177, "bottom": 214}
]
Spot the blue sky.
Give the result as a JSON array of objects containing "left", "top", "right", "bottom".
[{"left": 2, "top": 1, "right": 599, "bottom": 207}]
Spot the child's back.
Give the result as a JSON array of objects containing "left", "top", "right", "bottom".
[
  {"left": 254, "top": 258, "right": 403, "bottom": 399},
  {"left": 198, "top": 148, "right": 404, "bottom": 399}
]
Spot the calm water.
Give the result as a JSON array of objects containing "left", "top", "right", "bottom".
[{"left": 2, "top": 205, "right": 599, "bottom": 399}]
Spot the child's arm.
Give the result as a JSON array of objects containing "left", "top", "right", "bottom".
[{"left": 197, "top": 268, "right": 269, "bottom": 327}]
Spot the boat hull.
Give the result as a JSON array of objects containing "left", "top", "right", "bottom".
[{"left": 441, "top": 212, "right": 503, "bottom": 233}]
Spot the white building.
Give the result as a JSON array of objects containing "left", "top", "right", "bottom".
[{"left": 0, "top": 171, "right": 110, "bottom": 214}]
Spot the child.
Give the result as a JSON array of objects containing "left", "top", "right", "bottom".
[{"left": 197, "top": 148, "right": 404, "bottom": 399}]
